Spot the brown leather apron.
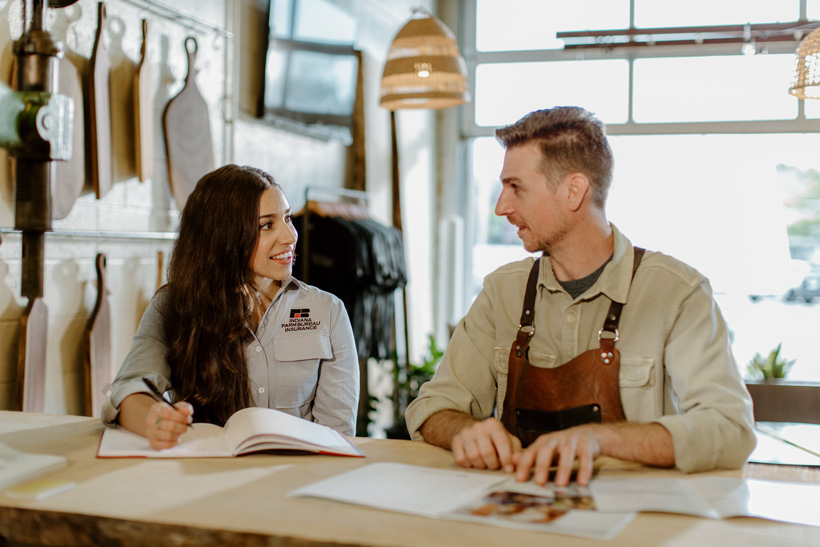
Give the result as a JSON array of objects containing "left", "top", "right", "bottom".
[{"left": 501, "top": 248, "right": 645, "bottom": 447}]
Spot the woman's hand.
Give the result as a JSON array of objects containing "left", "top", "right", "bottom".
[
  {"left": 144, "top": 401, "right": 195, "bottom": 450},
  {"left": 119, "top": 393, "right": 194, "bottom": 450}
]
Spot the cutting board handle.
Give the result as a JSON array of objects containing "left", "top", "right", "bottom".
[
  {"left": 185, "top": 36, "right": 197, "bottom": 84},
  {"left": 95, "top": 1, "right": 106, "bottom": 41}
]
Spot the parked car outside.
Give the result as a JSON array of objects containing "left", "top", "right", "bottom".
[{"left": 785, "top": 268, "right": 820, "bottom": 303}]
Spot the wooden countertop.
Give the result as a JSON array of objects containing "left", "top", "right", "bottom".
[{"left": 1, "top": 411, "right": 818, "bottom": 546}]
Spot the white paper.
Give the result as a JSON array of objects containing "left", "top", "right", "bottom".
[
  {"left": 592, "top": 476, "right": 820, "bottom": 527},
  {"left": 290, "top": 462, "right": 506, "bottom": 518},
  {"left": 0, "top": 443, "right": 67, "bottom": 490},
  {"left": 289, "top": 462, "right": 635, "bottom": 540}
]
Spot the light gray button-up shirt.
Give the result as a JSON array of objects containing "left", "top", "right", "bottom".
[{"left": 102, "top": 277, "right": 359, "bottom": 435}]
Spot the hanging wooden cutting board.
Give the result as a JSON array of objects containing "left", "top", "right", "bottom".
[
  {"left": 163, "top": 36, "right": 214, "bottom": 210},
  {"left": 88, "top": 1, "right": 112, "bottom": 199},
  {"left": 134, "top": 18, "right": 153, "bottom": 182},
  {"left": 83, "top": 253, "right": 111, "bottom": 418},
  {"left": 53, "top": 52, "right": 85, "bottom": 219},
  {"left": 17, "top": 297, "right": 48, "bottom": 413}
]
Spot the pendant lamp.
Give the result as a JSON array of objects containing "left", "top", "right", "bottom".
[
  {"left": 789, "top": 27, "right": 820, "bottom": 99},
  {"left": 380, "top": 8, "right": 469, "bottom": 111}
]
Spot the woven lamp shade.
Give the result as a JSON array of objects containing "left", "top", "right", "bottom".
[
  {"left": 790, "top": 27, "right": 820, "bottom": 99},
  {"left": 380, "top": 11, "right": 469, "bottom": 110}
]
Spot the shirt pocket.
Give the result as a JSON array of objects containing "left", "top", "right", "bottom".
[
  {"left": 273, "top": 333, "right": 332, "bottom": 410},
  {"left": 619, "top": 357, "right": 656, "bottom": 422}
]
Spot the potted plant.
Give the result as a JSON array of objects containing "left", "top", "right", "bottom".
[
  {"left": 382, "top": 334, "right": 443, "bottom": 439},
  {"left": 744, "top": 343, "right": 820, "bottom": 424},
  {"left": 746, "top": 343, "right": 795, "bottom": 381}
]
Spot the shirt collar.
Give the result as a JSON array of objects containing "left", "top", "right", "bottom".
[{"left": 538, "top": 223, "right": 636, "bottom": 303}]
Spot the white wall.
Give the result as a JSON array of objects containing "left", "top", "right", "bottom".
[{"left": 0, "top": 0, "right": 438, "bottom": 415}]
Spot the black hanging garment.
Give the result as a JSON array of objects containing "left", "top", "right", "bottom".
[{"left": 294, "top": 214, "right": 407, "bottom": 360}]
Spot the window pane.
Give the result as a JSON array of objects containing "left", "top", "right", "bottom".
[
  {"left": 475, "top": 60, "right": 629, "bottom": 127},
  {"left": 633, "top": 55, "right": 797, "bottom": 122},
  {"left": 476, "top": 0, "right": 629, "bottom": 52},
  {"left": 284, "top": 51, "right": 357, "bottom": 115},
  {"left": 269, "top": 0, "right": 294, "bottom": 39},
  {"left": 809, "top": 0, "right": 820, "bottom": 20},
  {"left": 293, "top": 0, "right": 357, "bottom": 45},
  {"left": 634, "top": 0, "right": 799, "bottom": 28},
  {"left": 607, "top": 133, "right": 820, "bottom": 382}
]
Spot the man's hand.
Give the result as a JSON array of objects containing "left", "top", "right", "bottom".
[
  {"left": 418, "top": 411, "right": 522, "bottom": 473},
  {"left": 514, "top": 425, "right": 602, "bottom": 487},
  {"left": 513, "top": 421, "right": 675, "bottom": 487},
  {"left": 452, "top": 417, "right": 522, "bottom": 473}
]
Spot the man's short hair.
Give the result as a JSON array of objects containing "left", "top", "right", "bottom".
[{"left": 495, "top": 106, "right": 614, "bottom": 208}]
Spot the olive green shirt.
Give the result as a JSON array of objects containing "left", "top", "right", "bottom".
[{"left": 405, "top": 224, "right": 755, "bottom": 473}]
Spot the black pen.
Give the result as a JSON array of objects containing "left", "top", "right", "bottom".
[{"left": 142, "top": 378, "right": 194, "bottom": 428}]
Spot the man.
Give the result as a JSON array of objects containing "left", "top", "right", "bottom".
[{"left": 405, "top": 106, "right": 755, "bottom": 487}]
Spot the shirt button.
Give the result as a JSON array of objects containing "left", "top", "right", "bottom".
[
  {"left": 259, "top": 387, "right": 265, "bottom": 394},
  {"left": 256, "top": 346, "right": 262, "bottom": 352}
]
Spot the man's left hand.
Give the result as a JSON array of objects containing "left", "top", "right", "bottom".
[{"left": 513, "top": 425, "right": 602, "bottom": 486}]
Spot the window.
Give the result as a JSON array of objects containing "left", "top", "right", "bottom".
[
  {"left": 463, "top": 0, "right": 820, "bottom": 381},
  {"left": 259, "top": 0, "right": 359, "bottom": 142}
]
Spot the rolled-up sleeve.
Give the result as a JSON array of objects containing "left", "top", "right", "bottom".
[
  {"left": 101, "top": 292, "right": 172, "bottom": 426},
  {"left": 311, "top": 297, "right": 359, "bottom": 436},
  {"left": 405, "top": 286, "right": 501, "bottom": 440},
  {"left": 654, "top": 280, "right": 756, "bottom": 472}
]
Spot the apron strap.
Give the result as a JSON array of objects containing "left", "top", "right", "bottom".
[
  {"left": 516, "top": 247, "right": 646, "bottom": 360},
  {"left": 600, "top": 247, "right": 645, "bottom": 339}
]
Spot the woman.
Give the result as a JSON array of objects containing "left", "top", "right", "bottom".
[{"left": 102, "top": 165, "right": 359, "bottom": 449}]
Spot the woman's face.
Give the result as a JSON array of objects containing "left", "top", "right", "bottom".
[{"left": 250, "top": 187, "right": 298, "bottom": 286}]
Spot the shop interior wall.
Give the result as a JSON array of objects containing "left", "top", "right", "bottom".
[{"left": 0, "top": 0, "right": 437, "bottom": 417}]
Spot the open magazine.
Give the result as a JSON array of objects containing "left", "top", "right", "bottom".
[
  {"left": 288, "top": 462, "right": 634, "bottom": 540},
  {"left": 97, "top": 407, "right": 363, "bottom": 458}
]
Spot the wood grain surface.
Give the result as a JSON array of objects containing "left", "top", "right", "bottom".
[
  {"left": 88, "top": 1, "right": 112, "bottom": 199},
  {"left": 17, "top": 297, "right": 48, "bottom": 412},
  {"left": 0, "top": 413, "right": 819, "bottom": 547},
  {"left": 163, "top": 36, "right": 214, "bottom": 210},
  {"left": 134, "top": 18, "right": 153, "bottom": 182},
  {"left": 53, "top": 52, "right": 85, "bottom": 219},
  {"left": 83, "top": 253, "right": 111, "bottom": 418}
]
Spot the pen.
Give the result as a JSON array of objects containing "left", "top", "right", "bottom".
[{"left": 142, "top": 378, "right": 194, "bottom": 428}]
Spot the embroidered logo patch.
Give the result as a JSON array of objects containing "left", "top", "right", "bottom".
[{"left": 284, "top": 309, "right": 320, "bottom": 332}]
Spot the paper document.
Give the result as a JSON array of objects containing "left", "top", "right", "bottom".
[
  {"left": 591, "top": 476, "right": 820, "bottom": 527},
  {"left": 0, "top": 443, "right": 67, "bottom": 491},
  {"left": 289, "top": 462, "right": 634, "bottom": 540}
]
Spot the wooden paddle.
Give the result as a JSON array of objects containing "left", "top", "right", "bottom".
[
  {"left": 88, "top": 1, "right": 112, "bottom": 199},
  {"left": 17, "top": 297, "right": 48, "bottom": 413},
  {"left": 163, "top": 36, "right": 214, "bottom": 210},
  {"left": 83, "top": 253, "right": 111, "bottom": 418},
  {"left": 53, "top": 49, "right": 85, "bottom": 218},
  {"left": 134, "top": 18, "right": 153, "bottom": 182}
]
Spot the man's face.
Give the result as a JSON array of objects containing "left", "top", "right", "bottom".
[{"left": 495, "top": 142, "right": 568, "bottom": 253}]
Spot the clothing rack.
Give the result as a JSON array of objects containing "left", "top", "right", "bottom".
[
  {"left": 301, "top": 186, "right": 369, "bottom": 283},
  {"left": 299, "top": 186, "right": 409, "bottom": 436}
]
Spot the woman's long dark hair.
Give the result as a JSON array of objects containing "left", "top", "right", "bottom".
[{"left": 166, "top": 164, "right": 279, "bottom": 425}]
